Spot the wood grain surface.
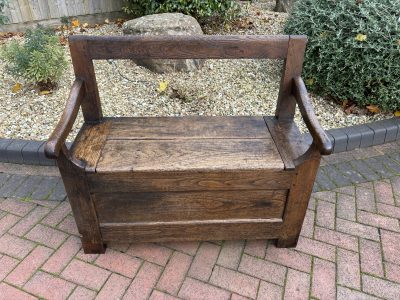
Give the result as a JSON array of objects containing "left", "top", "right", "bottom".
[
  {"left": 93, "top": 189, "right": 287, "bottom": 223},
  {"left": 69, "top": 35, "right": 290, "bottom": 60},
  {"left": 108, "top": 116, "right": 271, "bottom": 140},
  {"left": 88, "top": 170, "right": 294, "bottom": 193},
  {"left": 71, "top": 120, "right": 111, "bottom": 172},
  {"left": 100, "top": 219, "right": 283, "bottom": 242},
  {"left": 96, "top": 138, "right": 283, "bottom": 172}
]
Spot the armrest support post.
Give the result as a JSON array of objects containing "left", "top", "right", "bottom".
[
  {"left": 293, "top": 77, "right": 333, "bottom": 155},
  {"left": 44, "top": 79, "right": 86, "bottom": 159}
]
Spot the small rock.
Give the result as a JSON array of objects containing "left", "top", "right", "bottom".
[{"left": 123, "top": 13, "right": 204, "bottom": 73}]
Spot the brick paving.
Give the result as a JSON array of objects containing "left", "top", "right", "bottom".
[{"left": 0, "top": 142, "right": 399, "bottom": 299}]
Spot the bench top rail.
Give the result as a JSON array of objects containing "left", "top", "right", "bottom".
[{"left": 68, "top": 35, "right": 300, "bottom": 60}]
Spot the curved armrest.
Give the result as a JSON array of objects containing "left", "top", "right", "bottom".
[
  {"left": 293, "top": 77, "right": 333, "bottom": 155},
  {"left": 44, "top": 79, "right": 85, "bottom": 159}
]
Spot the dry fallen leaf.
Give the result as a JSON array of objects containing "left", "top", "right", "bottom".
[
  {"left": 39, "top": 90, "right": 52, "bottom": 95},
  {"left": 158, "top": 81, "right": 169, "bottom": 93},
  {"left": 345, "top": 104, "right": 356, "bottom": 115},
  {"left": 366, "top": 104, "right": 380, "bottom": 114},
  {"left": 59, "top": 36, "right": 68, "bottom": 45},
  {"left": 394, "top": 111, "right": 400, "bottom": 117},
  {"left": 71, "top": 19, "right": 80, "bottom": 27},
  {"left": 12, "top": 82, "right": 22, "bottom": 93},
  {"left": 115, "top": 18, "right": 125, "bottom": 28},
  {"left": 305, "top": 78, "right": 315, "bottom": 86},
  {"left": 355, "top": 33, "right": 367, "bottom": 42}
]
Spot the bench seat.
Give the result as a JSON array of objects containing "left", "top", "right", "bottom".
[
  {"left": 69, "top": 116, "right": 296, "bottom": 243},
  {"left": 72, "top": 116, "right": 285, "bottom": 173}
]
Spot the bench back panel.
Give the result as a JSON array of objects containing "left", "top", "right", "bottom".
[{"left": 68, "top": 35, "right": 307, "bottom": 122}]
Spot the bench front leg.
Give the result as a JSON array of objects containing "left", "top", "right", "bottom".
[{"left": 276, "top": 143, "right": 321, "bottom": 247}]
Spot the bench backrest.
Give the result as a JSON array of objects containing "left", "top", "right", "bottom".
[{"left": 68, "top": 35, "right": 307, "bottom": 122}]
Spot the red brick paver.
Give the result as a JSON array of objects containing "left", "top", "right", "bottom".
[
  {"left": 0, "top": 282, "right": 36, "bottom": 300},
  {"left": 5, "top": 245, "right": 53, "bottom": 287},
  {"left": 0, "top": 172, "right": 399, "bottom": 299},
  {"left": 24, "top": 271, "right": 75, "bottom": 300},
  {"left": 61, "top": 259, "right": 110, "bottom": 290},
  {"left": 178, "top": 277, "right": 230, "bottom": 300}
]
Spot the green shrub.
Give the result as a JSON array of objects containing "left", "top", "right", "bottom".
[
  {"left": 122, "top": 0, "right": 240, "bottom": 24},
  {"left": 284, "top": 0, "right": 400, "bottom": 111},
  {"left": 1, "top": 26, "right": 67, "bottom": 89},
  {"left": 0, "top": 0, "right": 9, "bottom": 25}
]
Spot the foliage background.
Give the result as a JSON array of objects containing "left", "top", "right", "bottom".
[
  {"left": 285, "top": 0, "right": 400, "bottom": 111},
  {"left": 122, "top": 0, "right": 240, "bottom": 24},
  {"left": 1, "top": 26, "right": 67, "bottom": 88}
]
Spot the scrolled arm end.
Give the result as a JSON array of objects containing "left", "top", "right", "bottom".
[
  {"left": 44, "top": 140, "right": 60, "bottom": 159},
  {"left": 319, "top": 137, "right": 333, "bottom": 155},
  {"left": 293, "top": 76, "right": 333, "bottom": 156}
]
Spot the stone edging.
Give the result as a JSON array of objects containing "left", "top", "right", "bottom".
[{"left": 0, "top": 117, "right": 399, "bottom": 166}]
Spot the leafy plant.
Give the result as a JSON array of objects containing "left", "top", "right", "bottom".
[
  {"left": 284, "top": 0, "right": 400, "bottom": 111},
  {"left": 1, "top": 26, "right": 67, "bottom": 90},
  {"left": 0, "top": 0, "right": 9, "bottom": 25},
  {"left": 122, "top": 0, "right": 240, "bottom": 24},
  {"left": 60, "top": 15, "right": 70, "bottom": 26}
]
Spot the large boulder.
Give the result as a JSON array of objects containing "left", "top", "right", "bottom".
[
  {"left": 123, "top": 13, "right": 204, "bottom": 73},
  {"left": 275, "top": 0, "right": 296, "bottom": 12}
]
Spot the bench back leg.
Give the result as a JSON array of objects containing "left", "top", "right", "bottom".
[
  {"left": 276, "top": 144, "right": 320, "bottom": 247},
  {"left": 69, "top": 39, "right": 103, "bottom": 123},
  {"left": 275, "top": 36, "right": 307, "bottom": 121},
  {"left": 57, "top": 150, "right": 105, "bottom": 253}
]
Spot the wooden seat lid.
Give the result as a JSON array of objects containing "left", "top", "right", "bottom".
[{"left": 72, "top": 116, "right": 285, "bottom": 173}]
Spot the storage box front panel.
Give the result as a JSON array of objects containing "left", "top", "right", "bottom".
[{"left": 92, "top": 189, "right": 288, "bottom": 223}]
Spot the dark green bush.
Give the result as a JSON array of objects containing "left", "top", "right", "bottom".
[
  {"left": 122, "top": 0, "right": 240, "bottom": 24},
  {"left": 1, "top": 26, "right": 67, "bottom": 89},
  {"left": 284, "top": 0, "right": 400, "bottom": 111}
]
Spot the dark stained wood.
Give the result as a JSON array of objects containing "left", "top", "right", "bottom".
[
  {"left": 69, "top": 38, "right": 102, "bottom": 122},
  {"left": 96, "top": 139, "right": 284, "bottom": 173},
  {"left": 44, "top": 79, "right": 85, "bottom": 159},
  {"left": 45, "top": 34, "right": 332, "bottom": 252},
  {"left": 100, "top": 219, "right": 283, "bottom": 243},
  {"left": 293, "top": 77, "right": 333, "bottom": 155},
  {"left": 275, "top": 35, "right": 307, "bottom": 120},
  {"left": 56, "top": 148, "right": 105, "bottom": 253},
  {"left": 69, "top": 35, "right": 290, "bottom": 60},
  {"left": 88, "top": 170, "right": 294, "bottom": 193},
  {"left": 276, "top": 144, "right": 321, "bottom": 247},
  {"left": 108, "top": 116, "right": 271, "bottom": 140},
  {"left": 264, "top": 116, "right": 308, "bottom": 170},
  {"left": 70, "top": 120, "right": 111, "bottom": 172},
  {"left": 93, "top": 190, "right": 287, "bottom": 223}
]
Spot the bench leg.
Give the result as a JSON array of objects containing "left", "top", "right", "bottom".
[
  {"left": 276, "top": 145, "right": 320, "bottom": 248},
  {"left": 57, "top": 150, "right": 106, "bottom": 254},
  {"left": 82, "top": 239, "right": 106, "bottom": 254},
  {"left": 276, "top": 235, "right": 299, "bottom": 248}
]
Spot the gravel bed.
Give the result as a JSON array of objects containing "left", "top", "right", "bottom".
[{"left": 0, "top": 0, "right": 392, "bottom": 141}]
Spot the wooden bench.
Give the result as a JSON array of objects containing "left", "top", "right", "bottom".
[{"left": 45, "top": 35, "right": 332, "bottom": 254}]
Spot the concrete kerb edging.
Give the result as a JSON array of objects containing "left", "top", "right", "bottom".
[{"left": 0, "top": 117, "right": 399, "bottom": 166}]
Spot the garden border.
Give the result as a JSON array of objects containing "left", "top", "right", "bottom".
[{"left": 0, "top": 117, "right": 399, "bottom": 166}]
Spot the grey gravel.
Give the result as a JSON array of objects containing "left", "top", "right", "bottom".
[{"left": 0, "top": 0, "right": 392, "bottom": 141}]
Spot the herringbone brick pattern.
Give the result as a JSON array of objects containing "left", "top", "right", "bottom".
[{"left": 0, "top": 175, "right": 399, "bottom": 299}]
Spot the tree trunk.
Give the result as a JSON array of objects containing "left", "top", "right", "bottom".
[{"left": 274, "top": 0, "right": 296, "bottom": 13}]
